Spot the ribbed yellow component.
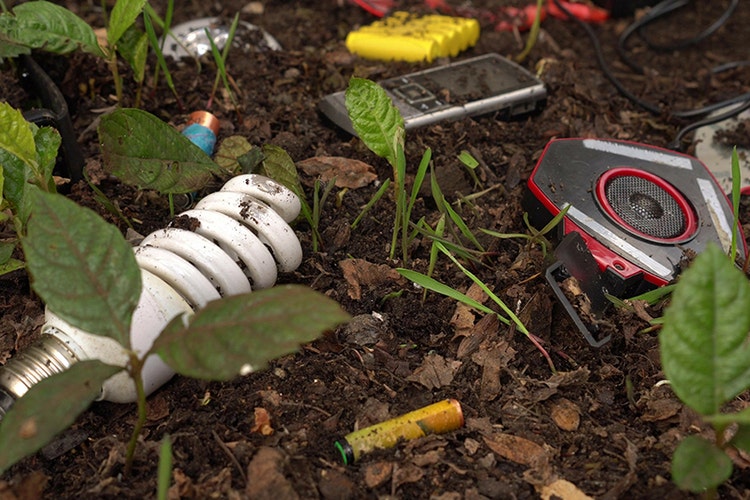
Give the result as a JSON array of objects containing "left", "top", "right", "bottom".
[{"left": 345, "top": 12, "right": 481, "bottom": 62}]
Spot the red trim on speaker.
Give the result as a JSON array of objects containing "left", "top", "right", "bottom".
[
  {"left": 563, "top": 219, "right": 669, "bottom": 287},
  {"left": 595, "top": 167, "right": 698, "bottom": 243}
]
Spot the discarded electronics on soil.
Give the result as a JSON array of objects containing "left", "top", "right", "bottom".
[
  {"left": 335, "top": 399, "right": 464, "bottom": 465},
  {"left": 525, "top": 138, "right": 747, "bottom": 346},
  {"left": 319, "top": 53, "right": 547, "bottom": 135},
  {"left": 0, "top": 173, "right": 303, "bottom": 418},
  {"left": 161, "top": 17, "right": 281, "bottom": 60}
]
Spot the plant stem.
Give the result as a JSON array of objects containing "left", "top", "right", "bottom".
[
  {"left": 124, "top": 354, "right": 148, "bottom": 475},
  {"left": 108, "top": 51, "right": 123, "bottom": 105},
  {"left": 515, "top": 0, "right": 545, "bottom": 63}
]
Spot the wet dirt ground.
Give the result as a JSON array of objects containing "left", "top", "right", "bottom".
[{"left": 1, "top": 0, "right": 750, "bottom": 498}]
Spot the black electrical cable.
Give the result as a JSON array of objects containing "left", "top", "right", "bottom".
[
  {"left": 668, "top": 99, "right": 750, "bottom": 151},
  {"left": 617, "top": 0, "right": 739, "bottom": 74},
  {"left": 551, "top": 0, "right": 750, "bottom": 149}
]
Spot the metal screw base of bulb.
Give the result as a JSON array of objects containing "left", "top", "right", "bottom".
[{"left": 0, "top": 332, "right": 79, "bottom": 416}]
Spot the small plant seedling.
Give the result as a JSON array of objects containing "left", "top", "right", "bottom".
[
  {"left": 481, "top": 206, "right": 570, "bottom": 258},
  {"left": 0, "top": 122, "right": 350, "bottom": 475},
  {"left": 0, "top": 102, "right": 60, "bottom": 275},
  {"left": 345, "top": 78, "right": 487, "bottom": 266},
  {"left": 658, "top": 147, "right": 749, "bottom": 495},
  {"left": 0, "top": 187, "right": 349, "bottom": 474},
  {"left": 658, "top": 243, "right": 750, "bottom": 495},
  {"left": 0, "top": 1, "right": 180, "bottom": 107},
  {"left": 345, "top": 77, "right": 429, "bottom": 264},
  {"left": 206, "top": 13, "right": 240, "bottom": 112},
  {"left": 398, "top": 242, "right": 555, "bottom": 372}
]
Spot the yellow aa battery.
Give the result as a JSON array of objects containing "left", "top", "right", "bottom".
[
  {"left": 334, "top": 399, "right": 463, "bottom": 465},
  {"left": 345, "top": 12, "right": 480, "bottom": 62}
]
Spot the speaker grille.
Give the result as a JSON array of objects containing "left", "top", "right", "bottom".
[{"left": 604, "top": 175, "right": 686, "bottom": 239}]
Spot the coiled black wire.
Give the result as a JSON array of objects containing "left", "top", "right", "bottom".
[{"left": 551, "top": 0, "right": 750, "bottom": 149}]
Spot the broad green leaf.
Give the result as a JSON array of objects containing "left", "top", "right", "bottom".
[
  {"left": 0, "top": 102, "right": 36, "bottom": 168},
  {"left": 0, "top": 149, "right": 33, "bottom": 224},
  {"left": 345, "top": 77, "right": 404, "bottom": 166},
  {"left": 0, "top": 258, "right": 24, "bottom": 276},
  {"left": 22, "top": 190, "right": 141, "bottom": 348},
  {"left": 0, "top": 360, "right": 121, "bottom": 475},
  {"left": 705, "top": 405, "right": 750, "bottom": 426},
  {"left": 107, "top": 0, "right": 147, "bottom": 48},
  {"left": 0, "top": 27, "right": 32, "bottom": 58},
  {"left": 34, "top": 126, "right": 61, "bottom": 190},
  {"left": 116, "top": 25, "right": 149, "bottom": 83},
  {"left": 99, "top": 108, "right": 223, "bottom": 194},
  {"left": 730, "top": 423, "right": 750, "bottom": 453},
  {"left": 260, "top": 144, "right": 306, "bottom": 202},
  {"left": 659, "top": 244, "right": 750, "bottom": 415},
  {"left": 7, "top": 1, "right": 103, "bottom": 57},
  {"left": 0, "top": 241, "right": 13, "bottom": 264},
  {"left": 214, "top": 135, "right": 255, "bottom": 176},
  {"left": 671, "top": 435, "right": 732, "bottom": 492},
  {"left": 151, "top": 285, "right": 350, "bottom": 380}
]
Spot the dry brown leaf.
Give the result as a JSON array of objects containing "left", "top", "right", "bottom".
[
  {"left": 246, "top": 447, "right": 299, "bottom": 500},
  {"left": 297, "top": 156, "right": 378, "bottom": 189},
  {"left": 392, "top": 463, "right": 424, "bottom": 489},
  {"left": 550, "top": 398, "right": 581, "bottom": 432},
  {"left": 339, "top": 258, "right": 405, "bottom": 300},
  {"left": 540, "top": 479, "right": 593, "bottom": 500},
  {"left": 450, "top": 283, "right": 489, "bottom": 339},
  {"left": 406, "top": 353, "right": 462, "bottom": 390},
  {"left": 457, "top": 313, "right": 498, "bottom": 359},
  {"left": 363, "top": 461, "right": 393, "bottom": 489},
  {"left": 251, "top": 407, "right": 274, "bottom": 435},
  {"left": 472, "top": 348, "right": 503, "bottom": 402},
  {"left": 483, "top": 432, "right": 549, "bottom": 468}
]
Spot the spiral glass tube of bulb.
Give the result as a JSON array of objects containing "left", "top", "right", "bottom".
[{"left": 0, "top": 174, "right": 302, "bottom": 418}]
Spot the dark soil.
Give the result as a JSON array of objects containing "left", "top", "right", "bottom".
[{"left": 2, "top": 1, "right": 750, "bottom": 498}]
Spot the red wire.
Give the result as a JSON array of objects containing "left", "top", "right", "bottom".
[{"left": 348, "top": 0, "right": 394, "bottom": 17}]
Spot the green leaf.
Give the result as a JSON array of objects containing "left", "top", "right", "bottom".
[
  {"left": 99, "top": 108, "right": 223, "bottom": 194},
  {"left": 0, "top": 258, "right": 24, "bottom": 276},
  {"left": 0, "top": 102, "right": 37, "bottom": 168},
  {"left": 0, "top": 360, "right": 121, "bottom": 475},
  {"left": 0, "top": 34, "right": 32, "bottom": 59},
  {"left": 116, "top": 25, "right": 149, "bottom": 83},
  {"left": 730, "top": 423, "right": 750, "bottom": 453},
  {"left": 6, "top": 1, "right": 103, "bottom": 57},
  {"left": 397, "top": 268, "right": 506, "bottom": 321},
  {"left": 22, "top": 190, "right": 141, "bottom": 348},
  {"left": 107, "top": 0, "right": 147, "bottom": 48},
  {"left": 345, "top": 77, "right": 404, "bottom": 166},
  {"left": 151, "top": 285, "right": 350, "bottom": 380},
  {"left": 671, "top": 435, "right": 732, "bottom": 492},
  {"left": 659, "top": 244, "right": 750, "bottom": 415},
  {"left": 214, "top": 135, "right": 255, "bottom": 176},
  {"left": 34, "top": 126, "right": 61, "bottom": 190},
  {"left": 259, "top": 144, "right": 306, "bottom": 202},
  {"left": 705, "top": 405, "right": 750, "bottom": 426},
  {"left": 0, "top": 149, "right": 33, "bottom": 225},
  {"left": 0, "top": 241, "right": 13, "bottom": 264},
  {"left": 458, "top": 150, "right": 479, "bottom": 169}
]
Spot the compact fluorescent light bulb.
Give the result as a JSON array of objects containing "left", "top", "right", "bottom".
[{"left": 0, "top": 174, "right": 303, "bottom": 417}]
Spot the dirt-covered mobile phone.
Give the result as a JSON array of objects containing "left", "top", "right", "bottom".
[{"left": 318, "top": 53, "right": 547, "bottom": 135}]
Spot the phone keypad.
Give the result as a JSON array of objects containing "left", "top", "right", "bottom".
[{"left": 386, "top": 79, "right": 446, "bottom": 111}]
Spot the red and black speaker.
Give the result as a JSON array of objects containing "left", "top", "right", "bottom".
[{"left": 525, "top": 138, "right": 747, "bottom": 346}]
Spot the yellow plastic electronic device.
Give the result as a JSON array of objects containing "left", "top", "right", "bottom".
[{"left": 345, "top": 11, "right": 480, "bottom": 62}]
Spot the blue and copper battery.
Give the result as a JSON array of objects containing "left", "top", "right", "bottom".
[
  {"left": 182, "top": 110, "right": 220, "bottom": 156},
  {"left": 334, "top": 399, "right": 464, "bottom": 465}
]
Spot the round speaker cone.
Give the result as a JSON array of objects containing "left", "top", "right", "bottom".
[{"left": 596, "top": 168, "right": 697, "bottom": 242}]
